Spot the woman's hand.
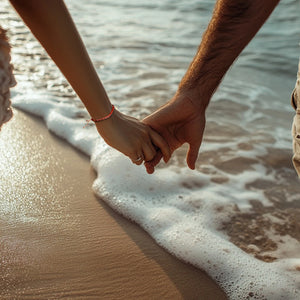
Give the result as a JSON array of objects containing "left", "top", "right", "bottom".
[{"left": 96, "top": 109, "right": 171, "bottom": 165}]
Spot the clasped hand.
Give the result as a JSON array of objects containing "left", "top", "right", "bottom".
[
  {"left": 97, "top": 91, "right": 206, "bottom": 174},
  {"left": 95, "top": 108, "right": 171, "bottom": 166}
]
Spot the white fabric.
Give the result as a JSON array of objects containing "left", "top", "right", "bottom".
[
  {"left": 291, "top": 60, "right": 300, "bottom": 177},
  {"left": 0, "top": 27, "right": 16, "bottom": 130}
]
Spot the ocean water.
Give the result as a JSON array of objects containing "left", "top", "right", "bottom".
[{"left": 1, "top": 0, "right": 300, "bottom": 298}]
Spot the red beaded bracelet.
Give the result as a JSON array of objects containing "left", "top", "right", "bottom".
[{"left": 84, "top": 105, "right": 115, "bottom": 128}]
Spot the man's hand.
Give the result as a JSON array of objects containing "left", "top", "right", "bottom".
[
  {"left": 143, "top": 92, "right": 206, "bottom": 174},
  {"left": 142, "top": 0, "right": 280, "bottom": 174}
]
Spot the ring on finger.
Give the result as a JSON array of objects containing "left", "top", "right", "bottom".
[{"left": 133, "top": 155, "right": 143, "bottom": 162}]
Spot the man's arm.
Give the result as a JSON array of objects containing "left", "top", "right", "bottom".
[
  {"left": 179, "top": 0, "right": 280, "bottom": 108},
  {"left": 143, "top": 0, "right": 280, "bottom": 173}
]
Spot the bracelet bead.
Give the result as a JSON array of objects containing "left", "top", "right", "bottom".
[{"left": 84, "top": 105, "right": 115, "bottom": 128}]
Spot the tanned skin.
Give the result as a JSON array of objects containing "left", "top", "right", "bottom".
[
  {"left": 143, "top": 0, "right": 280, "bottom": 174},
  {"left": 9, "top": 0, "right": 171, "bottom": 165}
]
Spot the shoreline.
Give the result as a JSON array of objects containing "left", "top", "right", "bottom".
[{"left": 0, "top": 109, "right": 227, "bottom": 299}]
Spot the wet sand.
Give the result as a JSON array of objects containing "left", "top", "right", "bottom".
[{"left": 0, "top": 109, "right": 227, "bottom": 299}]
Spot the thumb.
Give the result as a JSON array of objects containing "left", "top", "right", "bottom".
[{"left": 187, "top": 142, "right": 200, "bottom": 170}]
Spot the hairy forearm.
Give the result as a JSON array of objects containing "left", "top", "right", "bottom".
[
  {"left": 9, "top": 0, "right": 111, "bottom": 117},
  {"left": 179, "top": 0, "right": 280, "bottom": 108}
]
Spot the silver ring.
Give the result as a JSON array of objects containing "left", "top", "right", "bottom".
[{"left": 133, "top": 156, "right": 143, "bottom": 162}]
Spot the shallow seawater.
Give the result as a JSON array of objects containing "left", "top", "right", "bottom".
[{"left": 1, "top": 0, "right": 300, "bottom": 298}]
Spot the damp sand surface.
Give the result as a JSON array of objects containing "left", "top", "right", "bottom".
[{"left": 0, "top": 110, "right": 227, "bottom": 299}]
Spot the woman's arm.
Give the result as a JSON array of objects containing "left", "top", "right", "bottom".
[
  {"left": 9, "top": 0, "right": 112, "bottom": 118},
  {"left": 9, "top": 0, "right": 170, "bottom": 164}
]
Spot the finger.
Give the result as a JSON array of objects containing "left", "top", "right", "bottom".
[
  {"left": 131, "top": 154, "right": 144, "bottom": 166},
  {"left": 149, "top": 129, "right": 171, "bottom": 163},
  {"left": 144, "top": 151, "right": 163, "bottom": 174},
  {"left": 187, "top": 142, "right": 201, "bottom": 170},
  {"left": 142, "top": 142, "right": 156, "bottom": 162}
]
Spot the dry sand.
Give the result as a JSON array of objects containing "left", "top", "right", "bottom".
[{"left": 0, "top": 109, "right": 227, "bottom": 299}]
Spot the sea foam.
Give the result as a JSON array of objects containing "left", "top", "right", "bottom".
[{"left": 12, "top": 80, "right": 300, "bottom": 299}]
